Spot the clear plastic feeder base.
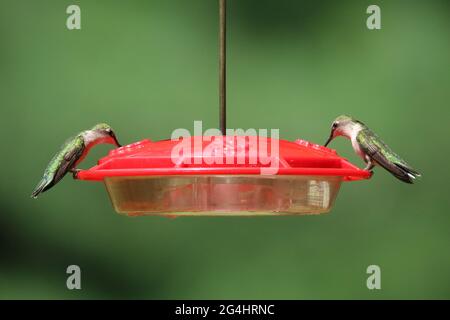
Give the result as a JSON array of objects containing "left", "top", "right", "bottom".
[{"left": 104, "top": 175, "right": 342, "bottom": 216}]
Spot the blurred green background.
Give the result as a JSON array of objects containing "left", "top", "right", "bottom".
[{"left": 0, "top": 0, "right": 449, "bottom": 299}]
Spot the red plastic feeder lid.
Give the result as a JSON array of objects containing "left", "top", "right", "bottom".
[{"left": 77, "top": 136, "right": 370, "bottom": 181}]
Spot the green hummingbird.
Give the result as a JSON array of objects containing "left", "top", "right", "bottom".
[
  {"left": 31, "top": 123, "right": 121, "bottom": 198},
  {"left": 324, "top": 115, "right": 421, "bottom": 184}
]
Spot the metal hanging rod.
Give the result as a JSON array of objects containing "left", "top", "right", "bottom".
[{"left": 219, "top": 0, "right": 227, "bottom": 135}]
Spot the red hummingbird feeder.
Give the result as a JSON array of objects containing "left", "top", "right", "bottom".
[
  {"left": 77, "top": 0, "right": 370, "bottom": 216},
  {"left": 77, "top": 136, "right": 369, "bottom": 216}
]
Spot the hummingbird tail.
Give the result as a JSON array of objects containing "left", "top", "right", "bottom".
[
  {"left": 373, "top": 157, "right": 420, "bottom": 184},
  {"left": 31, "top": 177, "right": 53, "bottom": 199},
  {"left": 396, "top": 163, "right": 421, "bottom": 178},
  {"left": 391, "top": 163, "right": 421, "bottom": 184}
]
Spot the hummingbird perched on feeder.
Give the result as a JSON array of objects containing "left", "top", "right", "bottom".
[
  {"left": 324, "top": 115, "right": 420, "bottom": 184},
  {"left": 31, "top": 123, "right": 121, "bottom": 198}
]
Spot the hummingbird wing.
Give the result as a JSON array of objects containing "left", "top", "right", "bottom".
[
  {"left": 357, "top": 129, "right": 420, "bottom": 184},
  {"left": 31, "top": 135, "right": 85, "bottom": 198},
  {"left": 54, "top": 137, "right": 85, "bottom": 183}
]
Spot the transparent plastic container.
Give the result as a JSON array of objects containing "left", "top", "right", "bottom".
[
  {"left": 104, "top": 175, "right": 342, "bottom": 216},
  {"left": 78, "top": 136, "right": 370, "bottom": 216}
]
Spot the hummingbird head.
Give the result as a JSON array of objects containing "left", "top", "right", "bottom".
[
  {"left": 88, "top": 123, "right": 121, "bottom": 147},
  {"left": 324, "top": 115, "right": 361, "bottom": 147}
]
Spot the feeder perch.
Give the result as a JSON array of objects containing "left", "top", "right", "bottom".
[{"left": 77, "top": 137, "right": 370, "bottom": 216}]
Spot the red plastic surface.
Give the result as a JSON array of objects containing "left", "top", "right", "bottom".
[{"left": 77, "top": 136, "right": 371, "bottom": 181}]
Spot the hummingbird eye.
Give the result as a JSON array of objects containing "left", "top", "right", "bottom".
[{"left": 332, "top": 122, "right": 338, "bottom": 130}]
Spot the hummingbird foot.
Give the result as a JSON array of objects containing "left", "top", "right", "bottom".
[
  {"left": 363, "top": 157, "right": 375, "bottom": 171},
  {"left": 70, "top": 169, "right": 81, "bottom": 179}
]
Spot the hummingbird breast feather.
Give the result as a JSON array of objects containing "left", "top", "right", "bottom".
[{"left": 351, "top": 136, "right": 366, "bottom": 160}]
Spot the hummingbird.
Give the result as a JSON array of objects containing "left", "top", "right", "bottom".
[
  {"left": 324, "top": 115, "right": 420, "bottom": 184},
  {"left": 31, "top": 123, "right": 121, "bottom": 198}
]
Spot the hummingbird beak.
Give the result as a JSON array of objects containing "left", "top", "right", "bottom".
[
  {"left": 324, "top": 133, "right": 333, "bottom": 147},
  {"left": 111, "top": 133, "right": 121, "bottom": 147}
]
